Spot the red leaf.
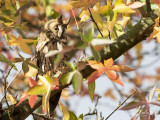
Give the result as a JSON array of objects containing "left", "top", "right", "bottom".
[
  {"left": 29, "top": 78, "right": 38, "bottom": 87},
  {"left": 29, "top": 95, "right": 37, "bottom": 108},
  {"left": 87, "top": 70, "right": 103, "bottom": 84},
  {"left": 16, "top": 94, "right": 28, "bottom": 107}
]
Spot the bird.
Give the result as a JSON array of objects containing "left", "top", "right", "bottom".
[{"left": 35, "top": 15, "right": 70, "bottom": 117}]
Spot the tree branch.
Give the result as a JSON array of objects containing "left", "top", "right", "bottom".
[{"left": 0, "top": 15, "right": 156, "bottom": 120}]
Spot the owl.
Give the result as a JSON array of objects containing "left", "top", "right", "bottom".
[{"left": 35, "top": 15, "right": 70, "bottom": 116}]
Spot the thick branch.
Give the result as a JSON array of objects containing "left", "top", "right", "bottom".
[
  {"left": 82, "top": 17, "right": 155, "bottom": 77},
  {"left": 0, "top": 16, "right": 156, "bottom": 119}
]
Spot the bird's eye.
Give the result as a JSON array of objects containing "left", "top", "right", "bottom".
[{"left": 54, "top": 26, "right": 58, "bottom": 31}]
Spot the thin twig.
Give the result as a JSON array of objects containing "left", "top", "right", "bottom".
[
  {"left": 88, "top": 8, "right": 104, "bottom": 37},
  {"left": 105, "top": 90, "right": 137, "bottom": 120},
  {"left": 3, "top": 65, "right": 14, "bottom": 107}
]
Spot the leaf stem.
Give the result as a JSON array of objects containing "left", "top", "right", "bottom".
[{"left": 88, "top": 8, "right": 104, "bottom": 37}]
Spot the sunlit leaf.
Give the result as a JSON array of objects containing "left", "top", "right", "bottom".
[
  {"left": 69, "top": 111, "right": 77, "bottom": 120},
  {"left": 6, "top": 94, "right": 17, "bottom": 104},
  {"left": 29, "top": 95, "right": 37, "bottom": 108},
  {"left": 26, "top": 85, "right": 48, "bottom": 95},
  {"left": 87, "top": 70, "right": 103, "bottom": 84},
  {"left": 128, "top": 1, "right": 145, "bottom": 9},
  {"left": 113, "top": 4, "right": 136, "bottom": 13},
  {"left": 72, "top": 71, "right": 83, "bottom": 94},
  {"left": 105, "top": 70, "right": 124, "bottom": 86},
  {"left": 99, "top": 0, "right": 112, "bottom": 16},
  {"left": 87, "top": 60, "right": 104, "bottom": 70},
  {"left": 64, "top": 61, "right": 76, "bottom": 71},
  {"left": 59, "top": 102, "right": 70, "bottom": 120},
  {"left": 109, "top": 65, "right": 135, "bottom": 72},
  {"left": 60, "top": 71, "right": 75, "bottom": 85},
  {"left": 7, "top": 34, "right": 36, "bottom": 54},
  {"left": 70, "top": 0, "right": 99, "bottom": 9},
  {"left": 104, "top": 58, "right": 113, "bottom": 67},
  {"left": 16, "top": 94, "right": 28, "bottom": 107},
  {"left": 78, "top": 114, "right": 83, "bottom": 120},
  {"left": 88, "top": 81, "right": 95, "bottom": 101}
]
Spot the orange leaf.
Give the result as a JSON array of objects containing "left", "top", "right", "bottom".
[
  {"left": 109, "top": 65, "right": 135, "bottom": 72},
  {"left": 87, "top": 70, "right": 103, "bottom": 84},
  {"left": 16, "top": 94, "right": 28, "bottom": 107},
  {"left": 104, "top": 58, "right": 113, "bottom": 67},
  {"left": 105, "top": 70, "right": 123, "bottom": 86},
  {"left": 29, "top": 95, "right": 37, "bottom": 108},
  {"left": 87, "top": 60, "right": 104, "bottom": 70}
]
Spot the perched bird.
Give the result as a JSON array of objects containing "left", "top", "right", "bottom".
[{"left": 35, "top": 15, "right": 70, "bottom": 116}]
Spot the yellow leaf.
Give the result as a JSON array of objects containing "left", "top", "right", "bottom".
[
  {"left": 99, "top": 0, "right": 112, "bottom": 16},
  {"left": 79, "top": 10, "right": 90, "bottom": 21},
  {"left": 59, "top": 101, "right": 70, "bottom": 120},
  {"left": 114, "top": 0, "right": 123, "bottom": 6},
  {"left": 108, "top": 12, "right": 117, "bottom": 33},
  {"left": 70, "top": 0, "right": 99, "bottom": 9},
  {"left": 156, "top": 89, "right": 160, "bottom": 100},
  {"left": 113, "top": 4, "right": 136, "bottom": 13},
  {"left": 149, "top": 27, "right": 160, "bottom": 43},
  {"left": 155, "top": 17, "right": 159, "bottom": 27},
  {"left": 91, "top": 10, "right": 103, "bottom": 30},
  {"left": 6, "top": 94, "right": 17, "bottom": 104},
  {"left": 7, "top": 34, "right": 36, "bottom": 54}
]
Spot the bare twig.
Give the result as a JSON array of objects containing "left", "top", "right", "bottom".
[
  {"left": 88, "top": 8, "right": 104, "bottom": 37},
  {"left": 84, "top": 95, "right": 101, "bottom": 117},
  {"left": 105, "top": 90, "right": 137, "bottom": 120},
  {"left": 3, "top": 65, "right": 14, "bottom": 107}
]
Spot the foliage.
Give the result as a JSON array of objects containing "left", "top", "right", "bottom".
[{"left": 0, "top": 0, "right": 160, "bottom": 120}]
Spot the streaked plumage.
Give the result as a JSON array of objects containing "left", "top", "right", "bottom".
[{"left": 35, "top": 15, "right": 70, "bottom": 116}]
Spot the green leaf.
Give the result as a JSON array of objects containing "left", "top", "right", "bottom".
[
  {"left": 0, "top": 54, "right": 17, "bottom": 70},
  {"left": 7, "top": 3, "right": 16, "bottom": 14},
  {"left": 90, "top": 44, "right": 101, "bottom": 61},
  {"left": 88, "top": 81, "right": 95, "bottom": 101},
  {"left": 26, "top": 85, "right": 48, "bottom": 95},
  {"left": 85, "top": 29, "right": 94, "bottom": 42},
  {"left": 46, "top": 5, "right": 52, "bottom": 17},
  {"left": 44, "top": 73, "right": 53, "bottom": 84},
  {"left": 72, "top": 71, "right": 83, "bottom": 94},
  {"left": 78, "top": 30, "right": 93, "bottom": 42},
  {"left": 26, "top": 61, "right": 40, "bottom": 71},
  {"left": 69, "top": 111, "right": 77, "bottom": 120},
  {"left": 59, "top": 71, "right": 75, "bottom": 85},
  {"left": 78, "top": 114, "right": 83, "bottom": 120},
  {"left": 76, "top": 41, "right": 88, "bottom": 49},
  {"left": 22, "top": 61, "right": 29, "bottom": 74},
  {"left": 64, "top": 61, "right": 76, "bottom": 71}
]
